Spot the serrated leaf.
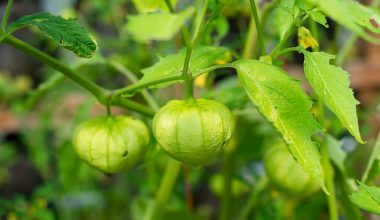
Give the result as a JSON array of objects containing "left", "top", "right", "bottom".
[
  {"left": 300, "top": 50, "right": 364, "bottom": 143},
  {"left": 233, "top": 60, "right": 326, "bottom": 192},
  {"left": 362, "top": 131, "right": 380, "bottom": 183},
  {"left": 129, "top": 46, "right": 229, "bottom": 93},
  {"left": 306, "top": 0, "right": 380, "bottom": 43},
  {"left": 8, "top": 12, "right": 97, "bottom": 58},
  {"left": 126, "top": 8, "right": 193, "bottom": 42},
  {"left": 350, "top": 182, "right": 380, "bottom": 215},
  {"left": 273, "top": 0, "right": 296, "bottom": 39},
  {"left": 306, "top": 10, "right": 329, "bottom": 28}
]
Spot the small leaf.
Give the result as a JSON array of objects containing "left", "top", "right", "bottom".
[
  {"left": 306, "top": 0, "right": 380, "bottom": 43},
  {"left": 273, "top": 0, "right": 296, "bottom": 39},
  {"left": 326, "top": 135, "right": 347, "bottom": 173},
  {"left": 306, "top": 10, "right": 329, "bottom": 28},
  {"left": 300, "top": 49, "right": 364, "bottom": 143},
  {"left": 126, "top": 8, "right": 193, "bottom": 42},
  {"left": 130, "top": 46, "right": 229, "bottom": 92},
  {"left": 350, "top": 182, "right": 380, "bottom": 215},
  {"left": 131, "top": 0, "right": 178, "bottom": 13},
  {"left": 362, "top": 131, "right": 380, "bottom": 183},
  {"left": 233, "top": 60, "right": 327, "bottom": 192},
  {"left": 8, "top": 12, "right": 97, "bottom": 58}
]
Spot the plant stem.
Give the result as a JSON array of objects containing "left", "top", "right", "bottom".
[
  {"left": 249, "top": 0, "right": 265, "bottom": 56},
  {"left": 163, "top": 0, "right": 191, "bottom": 47},
  {"left": 181, "top": 0, "right": 209, "bottom": 100},
  {"left": 1, "top": 0, "right": 13, "bottom": 30},
  {"left": 238, "top": 176, "right": 268, "bottom": 220},
  {"left": 109, "top": 97, "right": 155, "bottom": 117},
  {"left": 321, "top": 141, "right": 338, "bottom": 220},
  {"left": 144, "top": 159, "right": 182, "bottom": 220},
  {"left": 242, "top": 18, "right": 257, "bottom": 59},
  {"left": 113, "top": 76, "right": 181, "bottom": 97},
  {"left": 219, "top": 151, "right": 234, "bottom": 220},
  {"left": 269, "top": 14, "right": 308, "bottom": 59},
  {"left": 335, "top": 34, "right": 358, "bottom": 66},
  {"left": 4, "top": 36, "right": 107, "bottom": 102},
  {"left": 335, "top": 0, "right": 380, "bottom": 65},
  {"left": 317, "top": 100, "right": 338, "bottom": 220},
  {"left": 4, "top": 35, "right": 155, "bottom": 116},
  {"left": 182, "top": 43, "right": 195, "bottom": 100},
  {"left": 108, "top": 61, "right": 160, "bottom": 111}
]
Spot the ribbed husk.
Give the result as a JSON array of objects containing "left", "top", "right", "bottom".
[
  {"left": 153, "top": 98, "right": 235, "bottom": 167},
  {"left": 73, "top": 116, "right": 150, "bottom": 173}
]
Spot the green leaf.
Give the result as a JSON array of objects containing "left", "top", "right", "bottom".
[
  {"left": 132, "top": 0, "right": 178, "bottom": 13},
  {"left": 362, "top": 131, "right": 380, "bottom": 183},
  {"left": 125, "top": 8, "right": 193, "bottom": 42},
  {"left": 306, "top": 10, "right": 329, "bottom": 28},
  {"left": 8, "top": 12, "right": 97, "bottom": 58},
  {"left": 350, "top": 182, "right": 380, "bottom": 215},
  {"left": 233, "top": 60, "right": 327, "bottom": 192},
  {"left": 306, "top": 0, "right": 380, "bottom": 43},
  {"left": 128, "top": 46, "right": 229, "bottom": 93},
  {"left": 300, "top": 49, "right": 364, "bottom": 143},
  {"left": 326, "top": 135, "right": 347, "bottom": 173},
  {"left": 273, "top": 0, "right": 296, "bottom": 39}
]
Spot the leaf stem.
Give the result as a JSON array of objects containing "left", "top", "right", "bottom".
[
  {"left": 238, "top": 176, "right": 269, "bottom": 220},
  {"left": 219, "top": 151, "right": 234, "bottom": 220},
  {"left": 242, "top": 18, "right": 257, "bottom": 59},
  {"left": 249, "top": 0, "right": 265, "bottom": 56},
  {"left": 3, "top": 35, "right": 155, "bottom": 117},
  {"left": 181, "top": 0, "right": 209, "bottom": 100},
  {"left": 1, "top": 0, "right": 13, "bottom": 31},
  {"left": 113, "top": 63, "right": 235, "bottom": 97},
  {"left": 321, "top": 141, "right": 339, "bottom": 220},
  {"left": 163, "top": 0, "right": 191, "bottom": 47},
  {"left": 269, "top": 14, "right": 308, "bottom": 59},
  {"left": 108, "top": 60, "right": 160, "bottom": 111},
  {"left": 317, "top": 100, "right": 338, "bottom": 220},
  {"left": 4, "top": 36, "right": 106, "bottom": 102},
  {"left": 144, "top": 159, "right": 182, "bottom": 220},
  {"left": 335, "top": 0, "right": 380, "bottom": 65}
]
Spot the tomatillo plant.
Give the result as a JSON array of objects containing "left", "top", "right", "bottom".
[{"left": 2, "top": 0, "right": 380, "bottom": 219}]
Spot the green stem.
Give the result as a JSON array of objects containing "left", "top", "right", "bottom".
[
  {"left": 309, "top": 19, "right": 319, "bottom": 52},
  {"left": 219, "top": 151, "right": 234, "bottom": 220},
  {"left": 335, "top": 34, "right": 358, "bottom": 66},
  {"left": 238, "top": 177, "right": 269, "bottom": 220},
  {"left": 113, "top": 76, "right": 181, "bottom": 97},
  {"left": 242, "top": 18, "right": 257, "bottom": 59},
  {"left": 182, "top": 43, "right": 195, "bottom": 100},
  {"left": 4, "top": 36, "right": 107, "bottom": 102},
  {"left": 181, "top": 0, "right": 209, "bottom": 100},
  {"left": 4, "top": 35, "right": 155, "bottom": 116},
  {"left": 269, "top": 14, "right": 308, "bottom": 59},
  {"left": 321, "top": 141, "right": 338, "bottom": 220},
  {"left": 1, "top": 0, "right": 13, "bottom": 30},
  {"left": 317, "top": 100, "right": 338, "bottom": 220},
  {"left": 113, "top": 63, "right": 234, "bottom": 98},
  {"left": 108, "top": 61, "right": 160, "bottom": 111},
  {"left": 109, "top": 97, "right": 155, "bottom": 117},
  {"left": 164, "top": 0, "right": 175, "bottom": 12},
  {"left": 249, "top": 0, "right": 265, "bottom": 56},
  {"left": 335, "top": 0, "right": 380, "bottom": 65},
  {"left": 144, "top": 159, "right": 182, "bottom": 220}
]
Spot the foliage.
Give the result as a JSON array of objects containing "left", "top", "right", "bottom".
[{"left": 1, "top": 0, "right": 380, "bottom": 219}]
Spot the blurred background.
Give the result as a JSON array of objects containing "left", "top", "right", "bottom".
[{"left": 1, "top": 0, "right": 380, "bottom": 219}]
